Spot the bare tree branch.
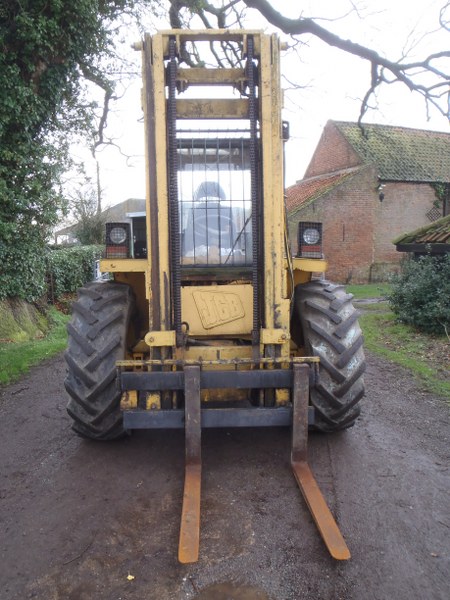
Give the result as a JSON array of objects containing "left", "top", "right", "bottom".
[
  {"left": 242, "top": 0, "right": 450, "bottom": 119},
  {"left": 167, "top": 0, "right": 450, "bottom": 122},
  {"left": 440, "top": 2, "right": 450, "bottom": 31}
]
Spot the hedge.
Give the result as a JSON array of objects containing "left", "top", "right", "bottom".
[
  {"left": 46, "top": 245, "right": 103, "bottom": 302},
  {"left": 0, "top": 232, "right": 48, "bottom": 301}
]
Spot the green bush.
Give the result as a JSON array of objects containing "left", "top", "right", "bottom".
[
  {"left": 388, "top": 254, "right": 450, "bottom": 335},
  {"left": 46, "top": 245, "right": 103, "bottom": 301},
  {"left": 0, "top": 228, "right": 48, "bottom": 301}
]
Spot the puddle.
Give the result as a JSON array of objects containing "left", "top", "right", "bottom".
[{"left": 193, "top": 582, "right": 271, "bottom": 600}]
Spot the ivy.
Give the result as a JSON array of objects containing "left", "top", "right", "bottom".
[
  {"left": 0, "top": 228, "right": 48, "bottom": 300},
  {"left": 0, "top": 0, "right": 139, "bottom": 301}
]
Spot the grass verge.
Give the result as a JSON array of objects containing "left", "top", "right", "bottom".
[
  {"left": 347, "top": 283, "right": 391, "bottom": 299},
  {"left": 0, "top": 307, "right": 69, "bottom": 386},
  {"left": 356, "top": 301, "right": 450, "bottom": 400}
]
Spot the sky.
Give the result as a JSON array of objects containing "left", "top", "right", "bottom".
[{"left": 72, "top": 0, "right": 450, "bottom": 211}]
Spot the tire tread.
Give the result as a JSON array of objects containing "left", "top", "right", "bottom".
[
  {"left": 64, "top": 282, "right": 134, "bottom": 440},
  {"left": 294, "top": 280, "right": 366, "bottom": 432}
]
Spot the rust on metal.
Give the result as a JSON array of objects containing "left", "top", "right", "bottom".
[
  {"left": 292, "top": 461, "right": 350, "bottom": 560},
  {"left": 116, "top": 356, "right": 319, "bottom": 368},
  {"left": 178, "top": 365, "right": 202, "bottom": 563},
  {"left": 291, "top": 364, "right": 351, "bottom": 561}
]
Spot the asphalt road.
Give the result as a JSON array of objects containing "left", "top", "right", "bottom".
[{"left": 0, "top": 351, "right": 448, "bottom": 600}]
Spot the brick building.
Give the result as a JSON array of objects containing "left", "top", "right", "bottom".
[{"left": 286, "top": 121, "right": 450, "bottom": 283}]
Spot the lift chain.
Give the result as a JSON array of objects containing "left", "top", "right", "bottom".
[
  {"left": 246, "top": 36, "right": 261, "bottom": 350},
  {"left": 168, "top": 38, "right": 183, "bottom": 346}
]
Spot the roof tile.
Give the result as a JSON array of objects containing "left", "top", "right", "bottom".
[
  {"left": 334, "top": 121, "right": 450, "bottom": 183},
  {"left": 286, "top": 169, "right": 359, "bottom": 213},
  {"left": 393, "top": 214, "right": 450, "bottom": 244}
]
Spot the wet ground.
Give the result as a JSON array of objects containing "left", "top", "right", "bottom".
[{"left": 0, "top": 351, "right": 448, "bottom": 600}]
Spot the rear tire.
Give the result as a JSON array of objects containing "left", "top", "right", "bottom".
[
  {"left": 293, "top": 280, "right": 366, "bottom": 432},
  {"left": 64, "top": 281, "right": 135, "bottom": 440}
]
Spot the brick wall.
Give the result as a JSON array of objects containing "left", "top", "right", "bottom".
[
  {"left": 289, "top": 165, "right": 378, "bottom": 283},
  {"left": 304, "top": 121, "right": 362, "bottom": 178},
  {"left": 373, "top": 182, "right": 438, "bottom": 263},
  {"left": 289, "top": 175, "right": 440, "bottom": 282}
]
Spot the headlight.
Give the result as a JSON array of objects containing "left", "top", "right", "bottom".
[
  {"left": 109, "top": 226, "right": 127, "bottom": 245},
  {"left": 302, "top": 228, "right": 320, "bottom": 245},
  {"left": 105, "top": 222, "right": 131, "bottom": 258},
  {"left": 297, "top": 222, "right": 323, "bottom": 258}
]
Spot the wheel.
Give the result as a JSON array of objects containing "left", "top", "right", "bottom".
[
  {"left": 64, "top": 281, "right": 135, "bottom": 440},
  {"left": 293, "top": 280, "right": 366, "bottom": 432}
]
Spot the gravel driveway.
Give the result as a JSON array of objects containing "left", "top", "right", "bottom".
[{"left": 0, "top": 351, "right": 448, "bottom": 600}]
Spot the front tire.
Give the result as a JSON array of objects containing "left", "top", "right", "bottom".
[
  {"left": 64, "top": 281, "right": 135, "bottom": 440},
  {"left": 293, "top": 280, "right": 366, "bottom": 432}
]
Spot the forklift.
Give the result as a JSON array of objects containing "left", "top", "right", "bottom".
[{"left": 65, "top": 29, "right": 366, "bottom": 562}]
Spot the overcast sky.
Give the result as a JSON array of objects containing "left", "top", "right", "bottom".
[{"left": 72, "top": 0, "right": 449, "bottom": 209}]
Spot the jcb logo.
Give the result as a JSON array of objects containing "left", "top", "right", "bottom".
[{"left": 192, "top": 291, "right": 245, "bottom": 329}]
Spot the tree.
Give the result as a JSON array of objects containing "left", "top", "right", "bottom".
[
  {"left": 1, "top": 0, "right": 448, "bottom": 302},
  {"left": 70, "top": 184, "right": 107, "bottom": 246},
  {"left": 167, "top": 0, "right": 450, "bottom": 122},
  {"left": 0, "top": 0, "right": 138, "bottom": 300}
]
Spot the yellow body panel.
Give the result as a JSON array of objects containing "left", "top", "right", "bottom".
[
  {"left": 177, "top": 68, "right": 246, "bottom": 86},
  {"left": 291, "top": 257, "right": 328, "bottom": 288},
  {"left": 145, "top": 330, "right": 176, "bottom": 347},
  {"left": 292, "top": 257, "right": 328, "bottom": 273},
  {"left": 181, "top": 284, "right": 253, "bottom": 336},
  {"left": 120, "top": 390, "right": 138, "bottom": 410},
  {"left": 100, "top": 258, "right": 147, "bottom": 272},
  {"left": 146, "top": 392, "right": 161, "bottom": 410},
  {"left": 260, "top": 328, "right": 290, "bottom": 345},
  {"left": 182, "top": 345, "right": 253, "bottom": 362},
  {"left": 176, "top": 98, "right": 249, "bottom": 119}
]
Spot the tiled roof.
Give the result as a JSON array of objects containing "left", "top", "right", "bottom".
[
  {"left": 334, "top": 121, "right": 450, "bottom": 183},
  {"left": 393, "top": 214, "right": 450, "bottom": 245},
  {"left": 285, "top": 169, "right": 359, "bottom": 213}
]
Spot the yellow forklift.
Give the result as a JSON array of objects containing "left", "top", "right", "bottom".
[{"left": 65, "top": 30, "right": 365, "bottom": 563}]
